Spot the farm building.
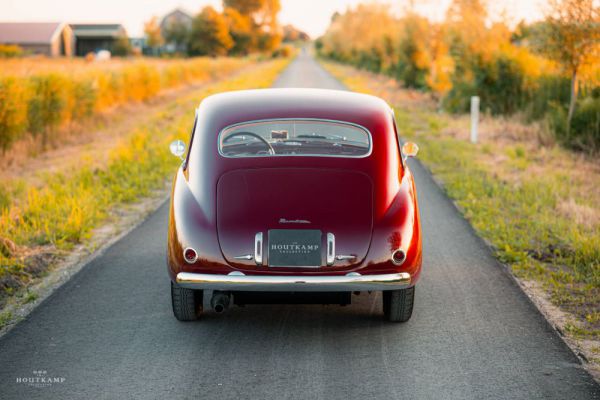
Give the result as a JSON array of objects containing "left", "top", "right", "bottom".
[
  {"left": 70, "top": 23, "right": 128, "bottom": 56},
  {"left": 0, "top": 22, "right": 73, "bottom": 57}
]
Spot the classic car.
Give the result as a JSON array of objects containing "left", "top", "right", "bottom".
[{"left": 167, "top": 88, "right": 422, "bottom": 322}]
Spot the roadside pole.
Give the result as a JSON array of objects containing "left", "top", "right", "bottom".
[{"left": 470, "top": 96, "right": 479, "bottom": 144}]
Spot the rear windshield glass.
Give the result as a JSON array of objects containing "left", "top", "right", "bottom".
[{"left": 219, "top": 119, "right": 371, "bottom": 158}]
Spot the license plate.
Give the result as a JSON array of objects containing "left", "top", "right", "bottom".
[{"left": 268, "top": 229, "right": 322, "bottom": 267}]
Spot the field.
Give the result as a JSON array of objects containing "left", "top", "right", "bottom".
[
  {"left": 0, "top": 55, "right": 292, "bottom": 318},
  {"left": 0, "top": 56, "right": 253, "bottom": 152},
  {"left": 320, "top": 60, "right": 600, "bottom": 370}
]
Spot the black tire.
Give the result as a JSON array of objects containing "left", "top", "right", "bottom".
[
  {"left": 171, "top": 281, "right": 203, "bottom": 321},
  {"left": 383, "top": 286, "right": 415, "bottom": 322}
]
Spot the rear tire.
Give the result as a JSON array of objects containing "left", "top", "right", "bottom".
[
  {"left": 171, "top": 281, "right": 203, "bottom": 321},
  {"left": 383, "top": 286, "right": 415, "bottom": 322}
]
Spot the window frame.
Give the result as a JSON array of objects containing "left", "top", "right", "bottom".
[{"left": 217, "top": 118, "right": 373, "bottom": 159}]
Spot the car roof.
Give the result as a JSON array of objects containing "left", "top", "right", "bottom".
[{"left": 197, "top": 88, "right": 393, "bottom": 134}]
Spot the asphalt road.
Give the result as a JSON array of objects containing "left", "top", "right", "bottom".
[{"left": 1, "top": 51, "right": 598, "bottom": 400}]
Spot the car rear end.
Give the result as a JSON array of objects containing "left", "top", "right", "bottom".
[{"left": 167, "top": 89, "right": 421, "bottom": 322}]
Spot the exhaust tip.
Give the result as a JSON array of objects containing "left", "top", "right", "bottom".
[
  {"left": 183, "top": 247, "right": 198, "bottom": 264},
  {"left": 214, "top": 304, "right": 225, "bottom": 313},
  {"left": 211, "top": 291, "right": 231, "bottom": 314},
  {"left": 391, "top": 249, "right": 406, "bottom": 266}
]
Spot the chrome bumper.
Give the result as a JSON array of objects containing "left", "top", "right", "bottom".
[{"left": 176, "top": 271, "right": 411, "bottom": 292}]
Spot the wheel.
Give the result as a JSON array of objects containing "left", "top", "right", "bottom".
[
  {"left": 383, "top": 286, "right": 415, "bottom": 322},
  {"left": 171, "top": 281, "right": 203, "bottom": 321}
]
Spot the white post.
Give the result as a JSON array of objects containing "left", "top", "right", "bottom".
[{"left": 470, "top": 96, "right": 479, "bottom": 144}]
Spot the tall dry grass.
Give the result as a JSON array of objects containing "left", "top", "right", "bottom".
[
  {"left": 0, "top": 57, "right": 292, "bottom": 310},
  {"left": 0, "top": 57, "right": 248, "bottom": 152}
]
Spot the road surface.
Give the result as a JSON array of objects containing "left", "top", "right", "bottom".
[{"left": 0, "top": 51, "right": 598, "bottom": 400}]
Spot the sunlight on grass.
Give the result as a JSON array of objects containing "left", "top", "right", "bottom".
[
  {"left": 0, "top": 58, "right": 292, "bottom": 306},
  {"left": 321, "top": 60, "right": 599, "bottom": 338},
  {"left": 0, "top": 57, "right": 250, "bottom": 152}
]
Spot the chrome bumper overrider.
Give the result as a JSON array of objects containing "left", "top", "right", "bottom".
[{"left": 176, "top": 271, "right": 411, "bottom": 292}]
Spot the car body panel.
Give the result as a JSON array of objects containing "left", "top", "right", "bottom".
[
  {"left": 167, "top": 88, "right": 422, "bottom": 289},
  {"left": 216, "top": 168, "right": 373, "bottom": 271}
]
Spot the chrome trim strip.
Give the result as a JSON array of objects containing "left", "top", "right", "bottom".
[
  {"left": 234, "top": 254, "right": 253, "bottom": 260},
  {"left": 176, "top": 271, "right": 411, "bottom": 292},
  {"left": 217, "top": 118, "right": 373, "bottom": 159},
  {"left": 279, "top": 218, "right": 311, "bottom": 224},
  {"left": 254, "top": 232, "right": 263, "bottom": 266},
  {"left": 326, "top": 233, "right": 335, "bottom": 266},
  {"left": 335, "top": 255, "right": 357, "bottom": 261}
]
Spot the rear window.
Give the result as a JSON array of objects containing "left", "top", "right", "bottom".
[{"left": 219, "top": 119, "right": 371, "bottom": 158}]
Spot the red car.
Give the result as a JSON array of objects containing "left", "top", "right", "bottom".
[{"left": 167, "top": 89, "right": 422, "bottom": 322}]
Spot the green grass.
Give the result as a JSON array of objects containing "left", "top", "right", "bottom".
[
  {"left": 0, "top": 310, "right": 11, "bottom": 329},
  {"left": 322, "top": 60, "right": 600, "bottom": 338},
  {"left": 23, "top": 291, "right": 37, "bottom": 304},
  {"left": 0, "top": 58, "right": 292, "bottom": 307},
  {"left": 400, "top": 110, "right": 599, "bottom": 334}
]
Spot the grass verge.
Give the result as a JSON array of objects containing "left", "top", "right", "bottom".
[
  {"left": 0, "top": 57, "right": 292, "bottom": 310},
  {"left": 320, "top": 59, "right": 600, "bottom": 371}
]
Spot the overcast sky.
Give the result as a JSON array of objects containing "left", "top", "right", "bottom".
[{"left": 0, "top": 0, "right": 546, "bottom": 38}]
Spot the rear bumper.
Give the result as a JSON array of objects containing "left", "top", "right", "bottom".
[{"left": 175, "top": 271, "right": 411, "bottom": 292}]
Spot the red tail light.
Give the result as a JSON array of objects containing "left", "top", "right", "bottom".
[
  {"left": 183, "top": 247, "right": 198, "bottom": 264},
  {"left": 391, "top": 249, "right": 406, "bottom": 266}
]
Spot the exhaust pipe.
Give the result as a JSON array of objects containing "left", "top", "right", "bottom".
[{"left": 211, "top": 291, "right": 231, "bottom": 313}]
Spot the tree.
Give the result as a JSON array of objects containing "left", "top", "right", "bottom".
[
  {"left": 112, "top": 36, "right": 132, "bottom": 56},
  {"left": 426, "top": 25, "right": 454, "bottom": 101},
  {"left": 223, "top": 0, "right": 282, "bottom": 52},
  {"left": 282, "top": 25, "right": 309, "bottom": 42},
  {"left": 445, "top": 0, "right": 491, "bottom": 61},
  {"left": 144, "top": 16, "right": 164, "bottom": 53},
  {"left": 536, "top": 0, "right": 599, "bottom": 136},
  {"left": 395, "top": 13, "right": 431, "bottom": 88},
  {"left": 163, "top": 21, "right": 191, "bottom": 54},
  {"left": 163, "top": 21, "right": 190, "bottom": 52},
  {"left": 224, "top": 7, "right": 254, "bottom": 55},
  {"left": 258, "top": 0, "right": 283, "bottom": 51},
  {"left": 223, "top": 0, "right": 263, "bottom": 15},
  {"left": 189, "top": 6, "right": 233, "bottom": 56}
]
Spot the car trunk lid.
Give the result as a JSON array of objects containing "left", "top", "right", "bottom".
[{"left": 216, "top": 168, "right": 373, "bottom": 272}]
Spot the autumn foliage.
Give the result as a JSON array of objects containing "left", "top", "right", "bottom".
[
  {"left": 145, "top": 0, "right": 284, "bottom": 57},
  {"left": 318, "top": 0, "right": 600, "bottom": 151},
  {"left": 0, "top": 58, "right": 246, "bottom": 152}
]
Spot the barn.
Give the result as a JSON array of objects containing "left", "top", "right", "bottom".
[
  {"left": 0, "top": 22, "right": 73, "bottom": 57},
  {"left": 70, "top": 23, "right": 128, "bottom": 56}
]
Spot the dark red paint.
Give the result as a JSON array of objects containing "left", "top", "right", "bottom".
[{"left": 167, "top": 89, "right": 422, "bottom": 283}]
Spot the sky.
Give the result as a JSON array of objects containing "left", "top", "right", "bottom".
[{"left": 0, "top": 0, "right": 546, "bottom": 38}]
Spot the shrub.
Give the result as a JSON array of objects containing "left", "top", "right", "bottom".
[
  {"left": 526, "top": 75, "right": 571, "bottom": 121},
  {"left": 0, "top": 57, "right": 249, "bottom": 151},
  {"left": 272, "top": 45, "right": 293, "bottom": 58},
  {"left": 549, "top": 95, "right": 600, "bottom": 152},
  {"left": 26, "top": 74, "right": 69, "bottom": 145},
  {"left": 0, "top": 77, "right": 28, "bottom": 152},
  {"left": 71, "top": 79, "right": 97, "bottom": 120},
  {"left": 0, "top": 45, "right": 23, "bottom": 58},
  {"left": 444, "top": 54, "right": 527, "bottom": 115}
]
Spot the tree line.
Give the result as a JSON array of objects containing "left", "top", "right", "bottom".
[
  {"left": 144, "top": 0, "right": 307, "bottom": 57},
  {"left": 317, "top": 0, "right": 599, "bottom": 152}
]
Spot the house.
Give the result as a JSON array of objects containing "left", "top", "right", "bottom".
[
  {"left": 0, "top": 22, "right": 73, "bottom": 57},
  {"left": 160, "top": 8, "right": 193, "bottom": 53},
  {"left": 70, "top": 23, "right": 128, "bottom": 56}
]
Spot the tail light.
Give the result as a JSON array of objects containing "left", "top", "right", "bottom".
[
  {"left": 183, "top": 247, "right": 198, "bottom": 264},
  {"left": 391, "top": 249, "right": 406, "bottom": 266}
]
